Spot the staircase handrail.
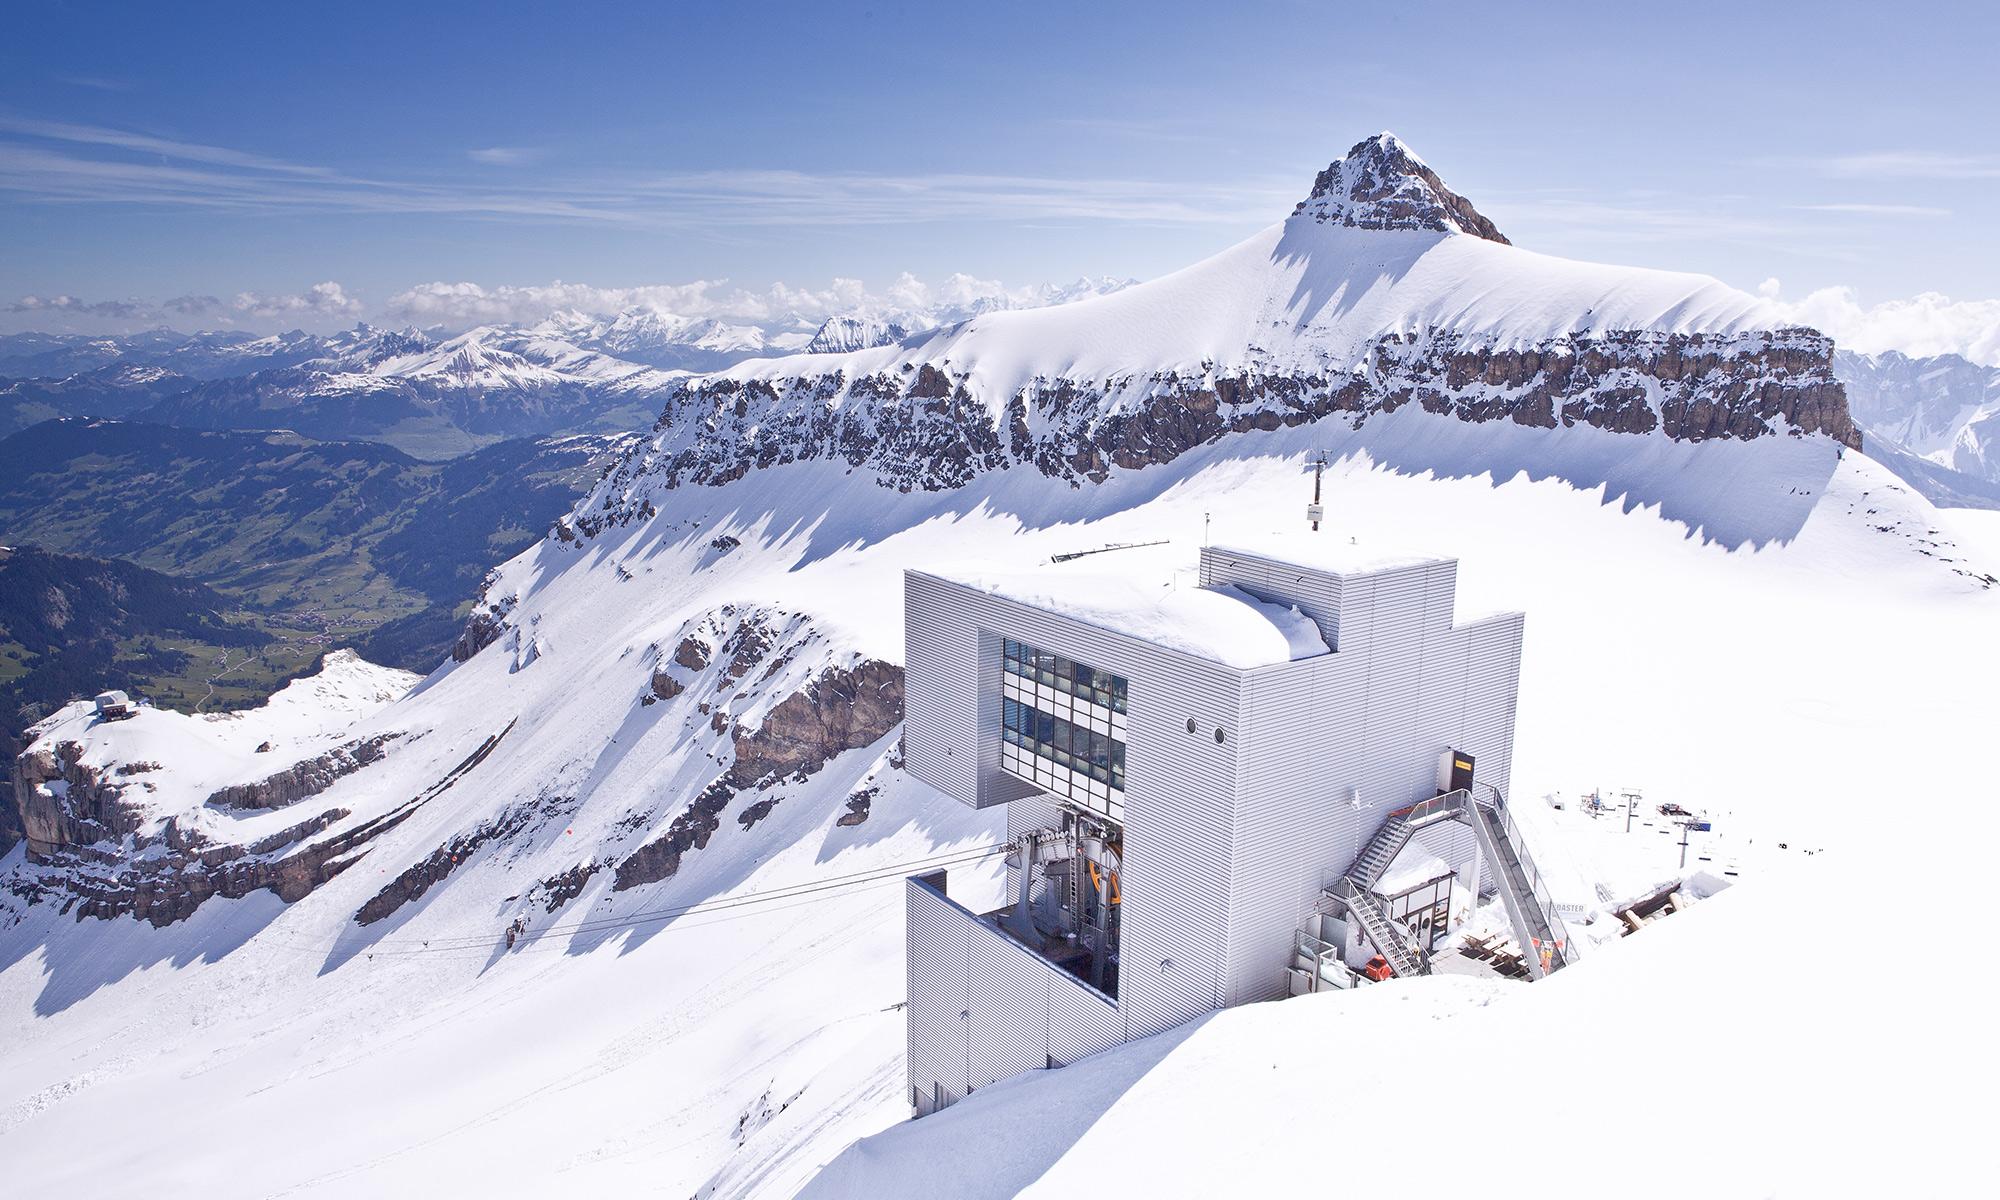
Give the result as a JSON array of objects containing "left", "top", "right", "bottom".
[
  {"left": 1472, "top": 783, "right": 1576, "bottom": 967},
  {"left": 1324, "top": 877, "right": 1426, "bottom": 975}
]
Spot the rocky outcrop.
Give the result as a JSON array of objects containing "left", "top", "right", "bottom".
[
  {"left": 13, "top": 740, "right": 146, "bottom": 858},
  {"left": 536, "top": 862, "right": 599, "bottom": 912},
  {"left": 835, "top": 787, "right": 875, "bottom": 828},
  {"left": 727, "top": 661, "right": 903, "bottom": 787},
  {"left": 566, "top": 327, "right": 1859, "bottom": 538},
  {"left": 613, "top": 631, "right": 905, "bottom": 891},
  {"left": 1293, "top": 132, "right": 1509, "bottom": 243},
  {"left": 356, "top": 802, "right": 539, "bottom": 925},
  {"left": 7, "top": 739, "right": 427, "bottom": 925},
  {"left": 673, "top": 636, "right": 711, "bottom": 670},
  {"left": 204, "top": 733, "right": 402, "bottom": 810},
  {"left": 452, "top": 585, "right": 517, "bottom": 663},
  {"left": 612, "top": 778, "right": 735, "bottom": 892},
  {"left": 10, "top": 719, "right": 516, "bottom": 927}
]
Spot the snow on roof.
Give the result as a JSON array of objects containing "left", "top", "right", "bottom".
[
  {"left": 941, "top": 569, "right": 1329, "bottom": 668},
  {"left": 1207, "top": 538, "right": 1448, "bottom": 579},
  {"left": 1374, "top": 844, "right": 1454, "bottom": 896}
]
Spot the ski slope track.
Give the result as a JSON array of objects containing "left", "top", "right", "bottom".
[{"left": 4, "top": 133, "right": 1998, "bottom": 1199}]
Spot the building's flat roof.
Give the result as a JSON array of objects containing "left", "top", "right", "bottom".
[
  {"left": 1206, "top": 537, "right": 1450, "bottom": 578},
  {"left": 938, "top": 568, "right": 1329, "bottom": 669}
]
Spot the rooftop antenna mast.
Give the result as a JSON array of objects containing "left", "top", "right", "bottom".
[{"left": 1307, "top": 453, "right": 1327, "bottom": 531}]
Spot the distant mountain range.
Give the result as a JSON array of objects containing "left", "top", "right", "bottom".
[
  {"left": 0, "top": 280, "right": 1135, "bottom": 456},
  {"left": 1833, "top": 349, "right": 2000, "bottom": 498}
]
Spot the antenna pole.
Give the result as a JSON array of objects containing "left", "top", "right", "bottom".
[{"left": 1308, "top": 454, "right": 1326, "bottom": 531}]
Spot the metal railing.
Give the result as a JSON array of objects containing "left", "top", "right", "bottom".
[
  {"left": 1389, "top": 788, "right": 1472, "bottom": 831},
  {"left": 1472, "top": 783, "right": 1576, "bottom": 969},
  {"left": 1292, "top": 927, "right": 1359, "bottom": 991},
  {"left": 1324, "top": 877, "right": 1426, "bottom": 977}
]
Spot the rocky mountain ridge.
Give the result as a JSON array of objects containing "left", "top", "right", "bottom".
[{"left": 562, "top": 134, "right": 1862, "bottom": 538}]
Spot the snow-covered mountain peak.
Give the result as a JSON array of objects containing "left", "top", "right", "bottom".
[
  {"left": 1292, "top": 131, "right": 1509, "bottom": 244},
  {"left": 806, "top": 314, "right": 912, "bottom": 354}
]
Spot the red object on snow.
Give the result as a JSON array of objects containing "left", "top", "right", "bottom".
[{"left": 1363, "top": 955, "right": 1394, "bottom": 981}]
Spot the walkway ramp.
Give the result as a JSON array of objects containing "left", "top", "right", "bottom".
[{"left": 1322, "top": 787, "right": 1577, "bottom": 981}]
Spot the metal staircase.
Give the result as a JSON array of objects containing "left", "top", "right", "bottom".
[
  {"left": 1345, "top": 810, "right": 1412, "bottom": 891},
  {"left": 1320, "top": 784, "right": 1577, "bottom": 983},
  {"left": 1324, "top": 877, "right": 1424, "bottom": 978},
  {"left": 1466, "top": 785, "right": 1574, "bottom": 977}
]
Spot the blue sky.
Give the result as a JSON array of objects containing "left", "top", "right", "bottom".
[{"left": 3, "top": 0, "right": 1996, "bottom": 344}]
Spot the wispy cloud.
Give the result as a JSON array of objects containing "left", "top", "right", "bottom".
[
  {"left": 468, "top": 146, "right": 539, "bottom": 166},
  {"left": 1809, "top": 151, "right": 2000, "bottom": 181},
  {"left": 7, "top": 270, "right": 1133, "bottom": 336},
  {"left": 55, "top": 75, "right": 132, "bottom": 92},
  {"left": 0, "top": 117, "right": 1291, "bottom": 228},
  {"left": 1792, "top": 203, "right": 1951, "bottom": 218},
  {"left": 8, "top": 294, "right": 150, "bottom": 318},
  {"left": 0, "top": 115, "right": 335, "bottom": 177},
  {"left": 1481, "top": 190, "right": 1823, "bottom": 247}
]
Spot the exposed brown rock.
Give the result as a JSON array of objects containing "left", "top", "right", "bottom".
[
  {"left": 537, "top": 862, "right": 599, "bottom": 912},
  {"left": 612, "top": 778, "right": 734, "bottom": 891},
  {"left": 728, "top": 660, "right": 904, "bottom": 787},
  {"left": 673, "top": 636, "right": 711, "bottom": 671},
  {"left": 612, "top": 657, "right": 906, "bottom": 890},
  {"left": 204, "top": 733, "right": 402, "bottom": 810}
]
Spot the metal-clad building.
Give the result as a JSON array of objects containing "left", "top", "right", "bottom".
[{"left": 902, "top": 544, "right": 1525, "bottom": 1113}]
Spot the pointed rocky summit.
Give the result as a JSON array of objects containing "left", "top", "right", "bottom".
[{"left": 1292, "top": 132, "right": 1509, "bottom": 244}]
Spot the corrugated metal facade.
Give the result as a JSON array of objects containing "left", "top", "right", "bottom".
[
  {"left": 906, "top": 876, "right": 1122, "bottom": 1109},
  {"left": 902, "top": 553, "right": 1523, "bottom": 1110}
]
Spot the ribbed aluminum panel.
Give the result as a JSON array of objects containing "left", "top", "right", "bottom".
[
  {"left": 906, "top": 878, "right": 969, "bottom": 1111},
  {"left": 966, "top": 932, "right": 1053, "bottom": 1090},
  {"left": 1217, "top": 559, "right": 1524, "bottom": 1004},
  {"left": 908, "top": 875, "right": 1128, "bottom": 1111},
  {"left": 904, "top": 559, "right": 1524, "bottom": 1093},
  {"left": 903, "top": 571, "right": 1246, "bottom": 1041},
  {"left": 1047, "top": 971, "right": 1123, "bottom": 1067}
]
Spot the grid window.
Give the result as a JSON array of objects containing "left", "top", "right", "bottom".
[
  {"left": 1000, "top": 637, "right": 1128, "bottom": 714},
  {"left": 996, "top": 635, "right": 1130, "bottom": 811}
]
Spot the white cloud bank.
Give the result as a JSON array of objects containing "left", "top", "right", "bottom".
[
  {"left": 8, "top": 281, "right": 362, "bottom": 327},
  {"left": 1757, "top": 279, "right": 2000, "bottom": 366},
  {"left": 12, "top": 271, "right": 1999, "bottom": 371},
  {"left": 381, "top": 271, "right": 1128, "bottom": 328}
]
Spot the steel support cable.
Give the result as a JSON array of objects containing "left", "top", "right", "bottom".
[{"left": 319, "top": 841, "right": 1010, "bottom": 953}]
